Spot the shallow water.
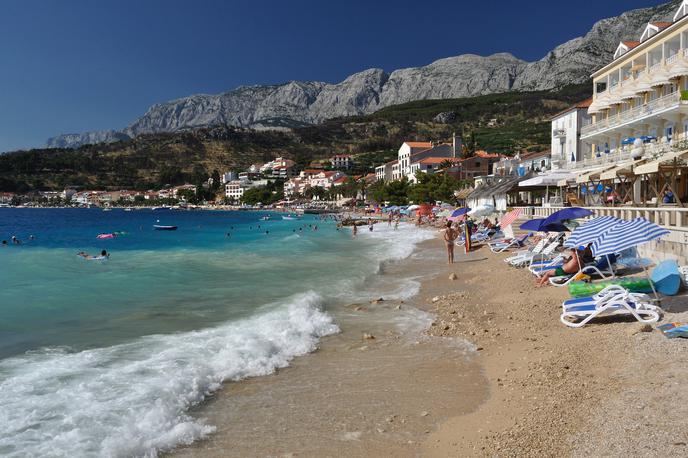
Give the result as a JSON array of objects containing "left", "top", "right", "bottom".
[{"left": 0, "top": 208, "right": 437, "bottom": 457}]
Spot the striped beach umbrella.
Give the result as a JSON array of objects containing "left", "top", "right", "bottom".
[
  {"left": 564, "top": 216, "right": 622, "bottom": 248},
  {"left": 591, "top": 218, "right": 670, "bottom": 257},
  {"left": 499, "top": 208, "right": 523, "bottom": 229}
]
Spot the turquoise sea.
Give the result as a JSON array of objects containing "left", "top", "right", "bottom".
[{"left": 0, "top": 208, "right": 434, "bottom": 457}]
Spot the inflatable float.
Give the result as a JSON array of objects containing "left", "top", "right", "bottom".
[{"left": 568, "top": 278, "right": 654, "bottom": 297}]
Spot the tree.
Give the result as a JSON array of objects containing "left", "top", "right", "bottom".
[
  {"left": 407, "top": 172, "right": 461, "bottom": 204},
  {"left": 241, "top": 187, "right": 272, "bottom": 205},
  {"left": 210, "top": 170, "right": 221, "bottom": 191},
  {"left": 385, "top": 179, "right": 410, "bottom": 206}
]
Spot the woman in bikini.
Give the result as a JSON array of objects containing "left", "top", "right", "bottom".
[{"left": 443, "top": 221, "right": 459, "bottom": 264}]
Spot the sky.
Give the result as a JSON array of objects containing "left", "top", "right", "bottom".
[{"left": 0, "top": 0, "right": 664, "bottom": 152}]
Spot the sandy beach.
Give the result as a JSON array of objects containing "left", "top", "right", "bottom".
[
  {"left": 169, "top": 225, "right": 688, "bottom": 457},
  {"left": 421, "top": 235, "right": 688, "bottom": 457}
]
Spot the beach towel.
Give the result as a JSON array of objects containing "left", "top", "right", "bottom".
[{"left": 658, "top": 322, "right": 688, "bottom": 338}]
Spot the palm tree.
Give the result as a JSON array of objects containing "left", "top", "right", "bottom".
[{"left": 439, "top": 159, "right": 457, "bottom": 175}]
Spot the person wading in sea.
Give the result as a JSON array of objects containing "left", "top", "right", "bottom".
[{"left": 443, "top": 221, "right": 459, "bottom": 264}]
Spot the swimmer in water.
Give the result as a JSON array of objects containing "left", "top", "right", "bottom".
[
  {"left": 101, "top": 249, "right": 109, "bottom": 258},
  {"left": 1, "top": 240, "right": 7, "bottom": 246},
  {"left": 265, "top": 230, "right": 269, "bottom": 235},
  {"left": 226, "top": 232, "right": 231, "bottom": 237}
]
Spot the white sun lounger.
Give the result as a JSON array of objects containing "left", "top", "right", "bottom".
[
  {"left": 489, "top": 234, "right": 530, "bottom": 253},
  {"left": 549, "top": 256, "right": 617, "bottom": 286},
  {"left": 504, "top": 237, "right": 548, "bottom": 265},
  {"left": 560, "top": 285, "right": 659, "bottom": 328},
  {"left": 514, "top": 238, "right": 561, "bottom": 268}
]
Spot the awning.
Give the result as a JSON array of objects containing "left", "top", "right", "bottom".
[
  {"left": 599, "top": 160, "right": 643, "bottom": 180},
  {"left": 467, "top": 175, "right": 524, "bottom": 200},
  {"left": 575, "top": 166, "right": 613, "bottom": 184},
  {"left": 518, "top": 171, "right": 576, "bottom": 188},
  {"left": 634, "top": 149, "right": 688, "bottom": 175},
  {"left": 454, "top": 187, "right": 473, "bottom": 199}
]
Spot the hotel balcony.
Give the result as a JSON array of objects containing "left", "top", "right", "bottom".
[
  {"left": 581, "top": 91, "right": 688, "bottom": 139},
  {"left": 563, "top": 140, "right": 676, "bottom": 170},
  {"left": 583, "top": 37, "right": 688, "bottom": 140},
  {"left": 552, "top": 128, "right": 566, "bottom": 138}
]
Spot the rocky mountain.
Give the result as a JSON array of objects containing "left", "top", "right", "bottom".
[{"left": 47, "top": 1, "right": 679, "bottom": 148}]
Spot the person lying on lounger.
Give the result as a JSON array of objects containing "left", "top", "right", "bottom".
[{"left": 535, "top": 248, "right": 581, "bottom": 288}]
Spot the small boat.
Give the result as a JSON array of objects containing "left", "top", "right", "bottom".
[
  {"left": 123, "top": 207, "right": 133, "bottom": 212},
  {"left": 282, "top": 215, "right": 297, "bottom": 220},
  {"left": 102, "top": 208, "right": 112, "bottom": 212},
  {"left": 260, "top": 215, "right": 271, "bottom": 221},
  {"left": 154, "top": 225, "right": 178, "bottom": 231}
]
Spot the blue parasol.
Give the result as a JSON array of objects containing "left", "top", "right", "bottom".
[
  {"left": 450, "top": 208, "right": 470, "bottom": 218},
  {"left": 541, "top": 207, "right": 593, "bottom": 227},
  {"left": 520, "top": 218, "right": 570, "bottom": 232}
]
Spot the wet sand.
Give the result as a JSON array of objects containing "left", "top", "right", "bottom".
[{"left": 172, "top": 234, "right": 488, "bottom": 457}]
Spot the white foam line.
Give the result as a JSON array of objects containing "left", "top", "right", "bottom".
[{"left": 0, "top": 292, "right": 337, "bottom": 458}]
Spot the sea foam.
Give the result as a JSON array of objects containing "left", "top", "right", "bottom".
[{"left": 0, "top": 292, "right": 337, "bottom": 457}]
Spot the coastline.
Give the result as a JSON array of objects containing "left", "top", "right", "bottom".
[
  {"left": 172, "top": 227, "right": 688, "bottom": 457},
  {"left": 170, "top": 229, "right": 489, "bottom": 457}
]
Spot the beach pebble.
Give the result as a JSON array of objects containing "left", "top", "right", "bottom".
[
  {"left": 363, "top": 333, "right": 375, "bottom": 340},
  {"left": 449, "top": 273, "right": 458, "bottom": 280},
  {"left": 627, "top": 323, "right": 653, "bottom": 336},
  {"left": 395, "top": 304, "right": 402, "bottom": 310},
  {"left": 370, "top": 297, "right": 384, "bottom": 304},
  {"left": 432, "top": 296, "right": 440, "bottom": 303},
  {"left": 420, "top": 411, "right": 430, "bottom": 417}
]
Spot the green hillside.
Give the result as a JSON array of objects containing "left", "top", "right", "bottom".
[{"left": 0, "top": 83, "right": 591, "bottom": 192}]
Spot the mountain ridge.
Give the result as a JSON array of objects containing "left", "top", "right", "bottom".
[{"left": 46, "top": 1, "right": 680, "bottom": 149}]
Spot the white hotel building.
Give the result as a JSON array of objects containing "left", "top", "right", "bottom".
[
  {"left": 579, "top": 2, "right": 688, "bottom": 169},
  {"left": 526, "top": 0, "right": 688, "bottom": 263}
]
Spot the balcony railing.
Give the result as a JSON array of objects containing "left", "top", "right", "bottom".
[
  {"left": 563, "top": 141, "right": 675, "bottom": 170},
  {"left": 581, "top": 92, "right": 681, "bottom": 137},
  {"left": 552, "top": 128, "right": 566, "bottom": 137}
]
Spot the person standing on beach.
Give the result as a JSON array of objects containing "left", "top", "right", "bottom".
[{"left": 443, "top": 221, "right": 459, "bottom": 264}]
